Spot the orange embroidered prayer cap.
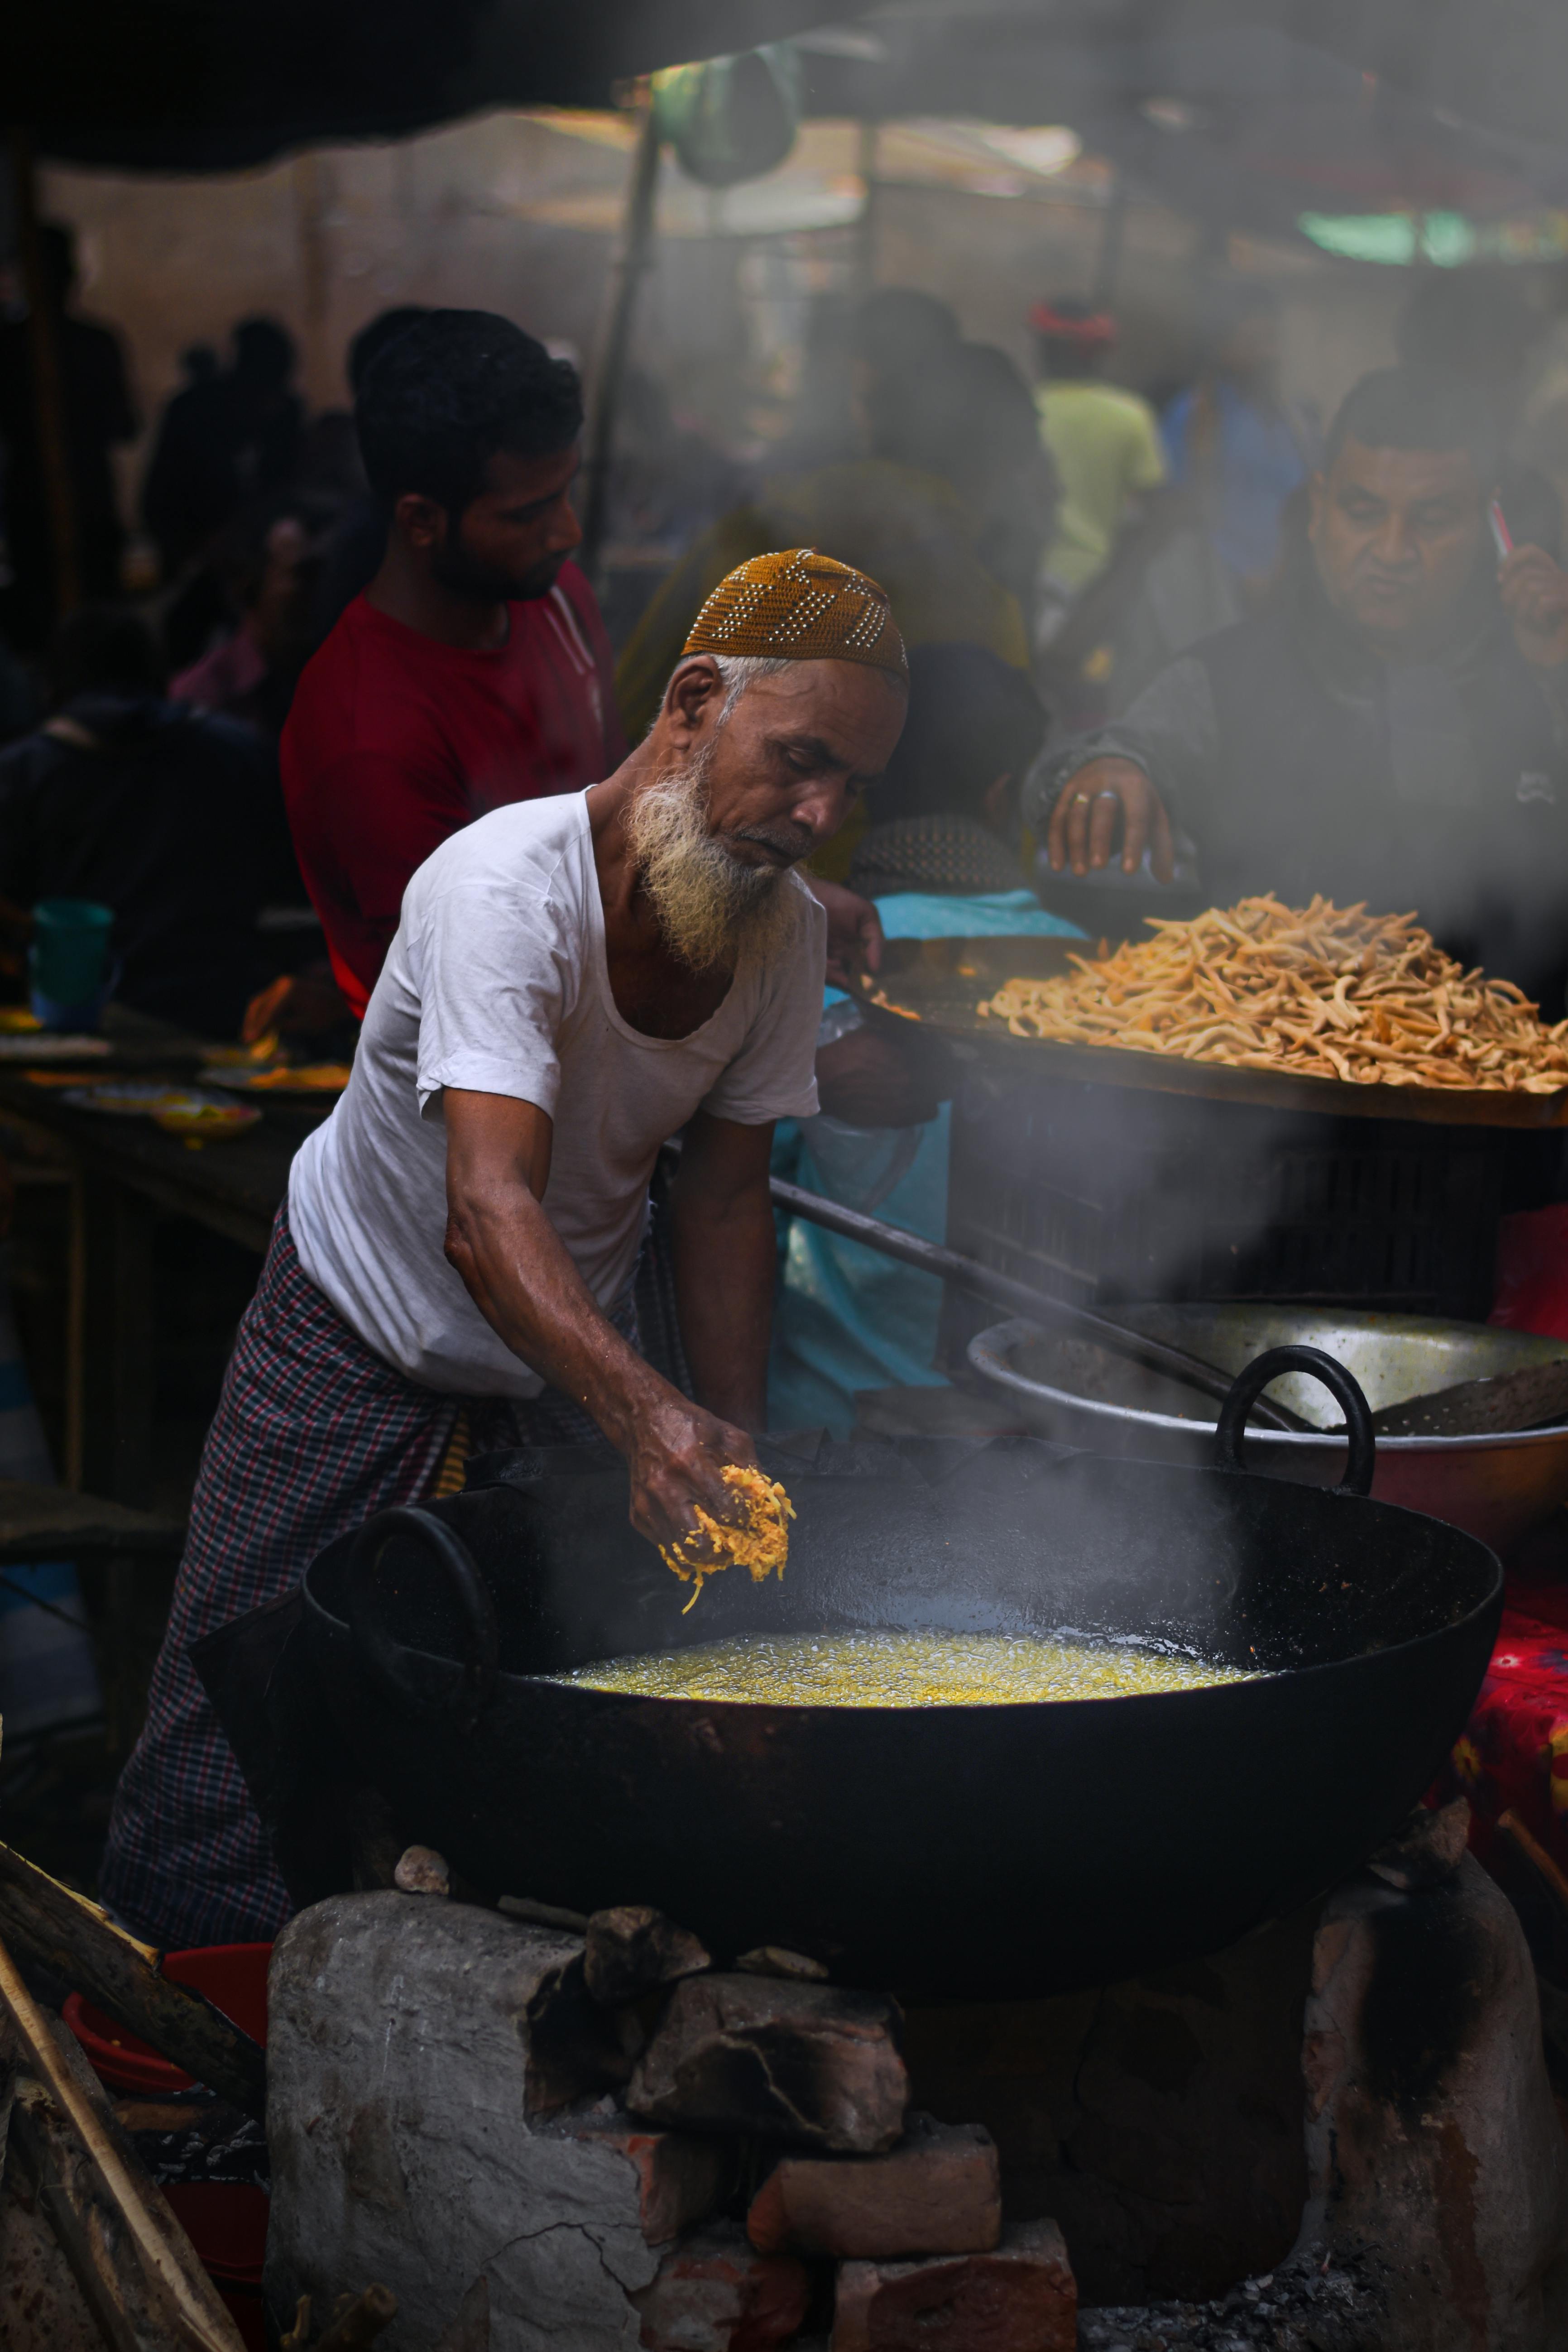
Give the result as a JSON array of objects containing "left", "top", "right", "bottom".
[{"left": 682, "top": 547, "right": 908, "bottom": 680}]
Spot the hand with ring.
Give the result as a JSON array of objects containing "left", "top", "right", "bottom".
[{"left": 1046, "top": 757, "right": 1175, "bottom": 881}]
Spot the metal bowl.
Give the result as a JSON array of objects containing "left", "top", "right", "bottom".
[{"left": 967, "top": 1305, "right": 1568, "bottom": 1556}]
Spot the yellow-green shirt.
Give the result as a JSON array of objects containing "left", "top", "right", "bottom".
[{"left": 1035, "top": 381, "right": 1166, "bottom": 591}]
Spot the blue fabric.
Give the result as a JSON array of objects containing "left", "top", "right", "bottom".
[
  {"left": 874, "top": 888, "right": 1070, "bottom": 943},
  {"left": 1162, "top": 383, "right": 1311, "bottom": 584},
  {"left": 0, "top": 1563, "right": 100, "bottom": 1740},
  {"left": 0, "top": 1257, "right": 99, "bottom": 1741},
  {"left": 767, "top": 891, "right": 1082, "bottom": 1437}
]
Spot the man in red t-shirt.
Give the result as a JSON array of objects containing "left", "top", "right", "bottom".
[{"left": 280, "top": 309, "right": 625, "bottom": 1016}]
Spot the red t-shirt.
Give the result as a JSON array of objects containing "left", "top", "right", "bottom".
[{"left": 280, "top": 563, "right": 626, "bottom": 1015}]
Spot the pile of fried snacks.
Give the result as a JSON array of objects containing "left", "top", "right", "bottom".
[
  {"left": 660, "top": 1464, "right": 796, "bottom": 1615},
  {"left": 978, "top": 896, "right": 1568, "bottom": 1093}
]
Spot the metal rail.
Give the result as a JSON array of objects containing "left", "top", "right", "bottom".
[{"left": 766, "top": 1171, "right": 1299, "bottom": 1431}]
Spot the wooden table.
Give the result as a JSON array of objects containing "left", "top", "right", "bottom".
[
  {"left": 0, "top": 1012, "right": 329, "bottom": 1503},
  {"left": 0, "top": 1481, "right": 183, "bottom": 1562},
  {"left": 0, "top": 1479, "right": 188, "bottom": 1753}
]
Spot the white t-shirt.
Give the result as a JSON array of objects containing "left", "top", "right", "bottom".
[{"left": 288, "top": 792, "right": 824, "bottom": 1396}]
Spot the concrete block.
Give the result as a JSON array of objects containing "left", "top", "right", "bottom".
[
  {"left": 830, "top": 2219, "right": 1075, "bottom": 2352},
  {"left": 561, "top": 2114, "right": 737, "bottom": 2247},
  {"left": 1303, "top": 1852, "right": 1568, "bottom": 2352},
  {"left": 265, "top": 1892, "right": 731, "bottom": 2352},
  {"left": 628, "top": 2223, "right": 810, "bottom": 2352},
  {"left": 746, "top": 2115, "right": 999, "bottom": 2259},
  {"left": 629, "top": 1977, "right": 906, "bottom": 2154},
  {"left": 584, "top": 1908, "right": 709, "bottom": 2007}
]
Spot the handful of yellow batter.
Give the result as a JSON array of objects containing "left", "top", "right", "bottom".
[{"left": 659, "top": 1464, "right": 795, "bottom": 1615}]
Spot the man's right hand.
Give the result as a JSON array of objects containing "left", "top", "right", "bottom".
[
  {"left": 446, "top": 1089, "right": 771, "bottom": 1565},
  {"left": 1046, "top": 757, "right": 1175, "bottom": 881},
  {"left": 625, "top": 1386, "right": 760, "bottom": 1556}
]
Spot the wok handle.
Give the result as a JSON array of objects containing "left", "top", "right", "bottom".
[
  {"left": 346, "top": 1504, "right": 498, "bottom": 1734},
  {"left": 1214, "top": 1346, "right": 1376, "bottom": 1497}
]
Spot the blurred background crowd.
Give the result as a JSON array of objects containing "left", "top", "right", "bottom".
[{"left": 5, "top": 128, "right": 1568, "bottom": 1043}]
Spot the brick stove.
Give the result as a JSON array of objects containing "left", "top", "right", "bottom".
[{"left": 263, "top": 1804, "right": 1568, "bottom": 2352}]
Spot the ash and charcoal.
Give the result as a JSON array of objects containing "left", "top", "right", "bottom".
[
  {"left": 1079, "top": 2244, "right": 1390, "bottom": 2352},
  {"left": 120, "top": 2094, "right": 270, "bottom": 2189}
]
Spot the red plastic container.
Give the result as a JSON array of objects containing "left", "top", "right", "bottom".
[
  {"left": 64, "top": 1943, "right": 272, "bottom": 2304},
  {"left": 63, "top": 1941, "right": 270, "bottom": 2095},
  {"left": 163, "top": 2181, "right": 268, "bottom": 2279},
  {"left": 216, "top": 2283, "right": 268, "bottom": 2352}
]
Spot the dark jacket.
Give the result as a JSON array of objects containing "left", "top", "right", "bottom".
[
  {"left": 0, "top": 695, "right": 298, "bottom": 1038},
  {"left": 1030, "top": 560, "right": 1568, "bottom": 1014}
]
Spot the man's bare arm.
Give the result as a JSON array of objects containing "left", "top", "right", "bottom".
[
  {"left": 667, "top": 1110, "right": 778, "bottom": 1432},
  {"left": 442, "top": 1088, "right": 755, "bottom": 1548}
]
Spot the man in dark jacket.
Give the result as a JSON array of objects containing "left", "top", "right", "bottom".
[
  {"left": 1029, "top": 368, "right": 1568, "bottom": 1012},
  {"left": 0, "top": 225, "right": 138, "bottom": 649},
  {"left": 0, "top": 608, "right": 298, "bottom": 1037}
]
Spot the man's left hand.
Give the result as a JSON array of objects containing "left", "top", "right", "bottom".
[
  {"left": 816, "top": 1026, "right": 945, "bottom": 1127},
  {"left": 1500, "top": 545, "right": 1568, "bottom": 670},
  {"left": 808, "top": 878, "right": 883, "bottom": 990}
]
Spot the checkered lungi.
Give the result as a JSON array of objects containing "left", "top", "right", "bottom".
[{"left": 98, "top": 1204, "right": 618, "bottom": 1949}]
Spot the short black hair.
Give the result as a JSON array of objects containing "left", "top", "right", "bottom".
[
  {"left": 356, "top": 309, "right": 583, "bottom": 515},
  {"left": 1324, "top": 366, "right": 1499, "bottom": 484},
  {"left": 347, "top": 304, "right": 431, "bottom": 398},
  {"left": 48, "top": 606, "right": 165, "bottom": 704},
  {"left": 1033, "top": 295, "right": 1106, "bottom": 380},
  {"left": 852, "top": 288, "right": 960, "bottom": 375},
  {"left": 872, "top": 644, "right": 1046, "bottom": 825},
  {"left": 865, "top": 340, "right": 1039, "bottom": 504},
  {"left": 232, "top": 317, "right": 297, "bottom": 388},
  {"left": 38, "top": 224, "right": 77, "bottom": 302}
]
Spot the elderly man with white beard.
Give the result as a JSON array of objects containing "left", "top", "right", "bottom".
[{"left": 100, "top": 549, "right": 910, "bottom": 1948}]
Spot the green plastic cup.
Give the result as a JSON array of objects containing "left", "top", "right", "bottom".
[{"left": 30, "top": 900, "right": 115, "bottom": 1030}]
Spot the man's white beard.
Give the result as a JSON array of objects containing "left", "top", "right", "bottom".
[{"left": 624, "top": 745, "right": 800, "bottom": 972}]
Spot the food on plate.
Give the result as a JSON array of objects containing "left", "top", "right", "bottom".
[
  {"left": 199, "top": 1060, "right": 353, "bottom": 1093},
  {"left": 551, "top": 1628, "right": 1258, "bottom": 1705},
  {"left": 152, "top": 1100, "right": 262, "bottom": 1138},
  {"left": 241, "top": 1062, "right": 352, "bottom": 1092},
  {"left": 62, "top": 1083, "right": 201, "bottom": 1116},
  {"left": 978, "top": 895, "right": 1568, "bottom": 1092},
  {"left": 202, "top": 1032, "right": 281, "bottom": 1068},
  {"left": 658, "top": 1464, "right": 795, "bottom": 1614},
  {"left": 0, "top": 1033, "right": 111, "bottom": 1059},
  {"left": 59, "top": 1081, "right": 261, "bottom": 1138}
]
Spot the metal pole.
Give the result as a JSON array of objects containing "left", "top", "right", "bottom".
[
  {"left": 293, "top": 148, "right": 334, "bottom": 408},
  {"left": 766, "top": 1170, "right": 1296, "bottom": 1429},
  {"left": 856, "top": 119, "right": 879, "bottom": 299},
  {"left": 1090, "top": 165, "right": 1127, "bottom": 310},
  {"left": 8, "top": 128, "right": 80, "bottom": 620},
  {"left": 580, "top": 98, "right": 662, "bottom": 592}
]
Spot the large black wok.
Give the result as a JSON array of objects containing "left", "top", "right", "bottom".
[{"left": 300, "top": 1351, "right": 1501, "bottom": 1998}]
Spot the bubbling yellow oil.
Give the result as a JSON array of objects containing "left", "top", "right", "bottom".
[{"left": 547, "top": 1629, "right": 1256, "bottom": 1708}]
